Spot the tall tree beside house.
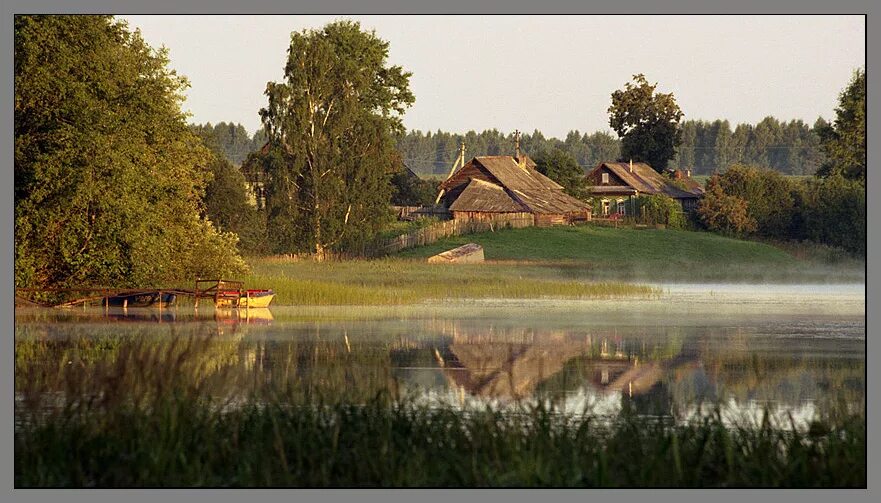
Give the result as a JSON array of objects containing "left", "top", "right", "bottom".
[
  {"left": 608, "top": 74, "right": 684, "bottom": 173},
  {"left": 815, "top": 69, "right": 866, "bottom": 182},
  {"left": 532, "top": 148, "right": 587, "bottom": 199},
  {"left": 14, "top": 15, "right": 246, "bottom": 290},
  {"left": 258, "top": 20, "right": 414, "bottom": 258}
]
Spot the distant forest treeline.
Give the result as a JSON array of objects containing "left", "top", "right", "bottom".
[{"left": 197, "top": 115, "right": 827, "bottom": 177}]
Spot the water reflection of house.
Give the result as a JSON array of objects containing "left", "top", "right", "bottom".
[
  {"left": 436, "top": 337, "right": 588, "bottom": 400},
  {"left": 433, "top": 329, "right": 699, "bottom": 404}
]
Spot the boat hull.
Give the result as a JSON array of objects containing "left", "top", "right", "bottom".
[
  {"left": 215, "top": 290, "right": 275, "bottom": 308},
  {"left": 105, "top": 292, "right": 176, "bottom": 308}
]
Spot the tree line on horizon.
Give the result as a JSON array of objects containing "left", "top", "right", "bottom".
[{"left": 200, "top": 117, "right": 828, "bottom": 178}]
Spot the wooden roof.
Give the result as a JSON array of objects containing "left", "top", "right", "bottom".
[
  {"left": 442, "top": 156, "right": 590, "bottom": 215},
  {"left": 586, "top": 162, "right": 704, "bottom": 199},
  {"left": 448, "top": 178, "right": 528, "bottom": 213}
]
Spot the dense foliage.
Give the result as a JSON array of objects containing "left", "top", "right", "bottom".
[
  {"left": 14, "top": 15, "right": 246, "bottom": 289},
  {"left": 255, "top": 21, "right": 414, "bottom": 257},
  {"left": 712, "top": 165, "right": 796, "bottom": 238},
  {"left": 189, "top": 126, "right": 266, "bottom": 254},
  {"left": 697, "top": 176, "right": 758, "bottom": 237},
  {"left": 634, "top": 194, "right": 686, "bottom": 229},
  {"left": 697, "top": 166, "right": 864, "bottom": 255},
  {"left": 608, "top": 74, "right": 684, "bottom": 173},
  {"left": 390, "top": 166, "right": 437, "bottom": 206},
  {"left": 796, "top": 175, "right": 866, "bottom": 256},
  {"left": 532, "top": 148, "right": 587, "bottom": 198},
  {"left": 815, "top": 69, "right": 866, "bottom": 182}
]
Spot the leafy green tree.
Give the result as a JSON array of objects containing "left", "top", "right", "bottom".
[
  {"left": 15, "top": 15, "right": 246, "bottom": 289},
  {"left": 797, "top": 175, "right": 865, "bottom": 255},
  {"left": 258, "top": 20, "right": 414, "bottom": 258},
  {"left": 815, "top": 69, "right": 865, "bottom": 182},
  {"left": 533, "top": 148, "right": 587, "bottom": 199},
  {"left": 390, "top": 165, "right": 436, "bottom": 206},
  {"left": 696, "top": 177, "right": 756, "bottom": 237},
  {"left": 608, "top": 74, "right": 684, "bottom": 173},
  {"left": 192, "top": 135, "right": 266, "bottom": 254},
  {"left": 714, "top": 165, "right": 796, "bottom": 238},
  {"left": 635, "top": 194, "right": 685, "bottom": 229}
]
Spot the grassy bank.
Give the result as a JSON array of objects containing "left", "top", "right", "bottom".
[
  {"left": 244, "top": 257, "right": 658, "bottom": 306},
  {"left": 239, "top": 225, "right": 862, "bottom": 306},
  {"left": 15, "top": 393, "right": 864, "bottom": 488},
  {"left": 395, "top": 225, "right": 864, "bottom": 283}
]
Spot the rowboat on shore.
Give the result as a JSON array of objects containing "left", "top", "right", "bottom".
[
  {"left": 214, "top": 289, "right": 275, "bottom": 308},
  {"left": 105, "top": 291, "right": 176, "bottom": 308}
]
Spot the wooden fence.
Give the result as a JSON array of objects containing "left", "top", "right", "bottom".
[{"left": 372, "top": 213, "right": 535, "bottom": 256}]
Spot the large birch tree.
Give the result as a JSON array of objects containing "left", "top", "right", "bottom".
[{"left": 258, "top": 21, "right": 414, "bottom": 257}]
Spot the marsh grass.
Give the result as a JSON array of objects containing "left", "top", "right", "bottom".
[
  {"left": 14, "top": 334, "right": 866, "bottom": 488},
  {"left": 244, "top": 258, "right": 658, "bottom": 306}
]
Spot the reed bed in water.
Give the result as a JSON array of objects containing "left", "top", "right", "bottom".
[
  {"left": 244, "top": 258, "right": 659, "bottom": 306},
  {"left": 14, "top": 334, "right": 865, "bottom": 488}
]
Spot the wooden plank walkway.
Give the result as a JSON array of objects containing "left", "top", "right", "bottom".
[{"left": 15, "top": 279, "right": 246, "bottom": 308}]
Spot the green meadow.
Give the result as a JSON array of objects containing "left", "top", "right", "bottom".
[{"left": 243, "top": 226, "right": 863, "bottom": 306}]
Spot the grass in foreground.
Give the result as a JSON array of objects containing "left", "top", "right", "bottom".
[{"left": 15, "top": 393, "right": 865, "bottom": 488}]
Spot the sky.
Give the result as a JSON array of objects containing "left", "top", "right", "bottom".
[{"left": 122, "top": 15, "right": 865, "bottom": 139}]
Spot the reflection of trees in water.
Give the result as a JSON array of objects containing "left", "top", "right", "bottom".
[{"left": 16, "top": 314, "right": 864, "bottom": 417}]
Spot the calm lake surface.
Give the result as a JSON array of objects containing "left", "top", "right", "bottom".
[{"left": 15, "top": 283, "right": 865, "bottom": 427}]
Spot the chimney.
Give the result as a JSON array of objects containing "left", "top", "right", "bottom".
[
  {"left": 514, "top": 130, "right": 526, "bottom": 169},
  {"left": 674, "top": 170, "right": 683, "bottom": 180},
  {"left": 629, "top": 159, "right": 633, "bottom": 173},
  {"left": 686, "top": 169, "right": 692, "bottom": 178}
]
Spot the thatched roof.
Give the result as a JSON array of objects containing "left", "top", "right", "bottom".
[
  {"left": 448, "top": 178, "right": 527, "bottom": 213},
  {"left": 443, "top": 156, "right": 591, "bottom": 215},
  {"left": 587, "top": 162, "right": 704, "bottom": 199}
]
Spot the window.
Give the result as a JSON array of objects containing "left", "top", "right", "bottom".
[
  {"left": 601, "top": 172, "right": 609, "bottom": 185},
  {"left": 601, "top": 199, "right": 610, "bottom": 216},
  {"left": 617, "top": 200, "right": 626, "bottom": 215}
]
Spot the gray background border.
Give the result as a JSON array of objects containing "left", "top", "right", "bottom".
[{"left": 2, "top": 0, "right": 875, "bottom": 502}]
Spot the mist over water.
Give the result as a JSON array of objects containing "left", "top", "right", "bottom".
[{"left": 15, "top": 283, "right": 865, "bottom": 428}]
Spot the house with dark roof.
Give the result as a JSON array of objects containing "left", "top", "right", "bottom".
[
  {"left": 437, "top": 154, "right": 592, "bottom": 226},
  {"left": 584, "top": 161, "right": 705, "bottom": 217}
]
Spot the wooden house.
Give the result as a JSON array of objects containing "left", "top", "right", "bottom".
[
  {"left": 584, "top": 161, "right": 705, "bottom": 217},
  {"left": 438, "top": 154, "right": 592, "bottom": 226}
]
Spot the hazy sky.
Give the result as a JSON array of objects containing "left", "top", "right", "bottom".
[{"left": 122, "top": 15, "right": 864, "bottom": 139}]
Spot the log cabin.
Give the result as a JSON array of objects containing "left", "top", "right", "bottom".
[
  {"left": 437, "top": 153, "right": 592, "bottom": 227},
  {"left": 584, "top": 161, "right": 705, "bottom": 217}
]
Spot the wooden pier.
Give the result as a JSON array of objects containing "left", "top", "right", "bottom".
[{"left": 15, "top": 279, "right": 248, "bottom": 309}]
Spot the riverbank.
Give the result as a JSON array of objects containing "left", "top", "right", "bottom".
[{"left": 241, "top": 226, "right": 862, "bottom": 306}]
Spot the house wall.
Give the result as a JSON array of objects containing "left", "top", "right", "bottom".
[
  {"left": 451, "top": 211, "right": 535, "bottom": 228},
  {"left": 586, "top": 166, "right": 628, "bottom": 186}
]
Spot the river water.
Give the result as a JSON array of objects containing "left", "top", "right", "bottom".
[{"left": 15, "top": 283, "right": 865, "bottom": 427}]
